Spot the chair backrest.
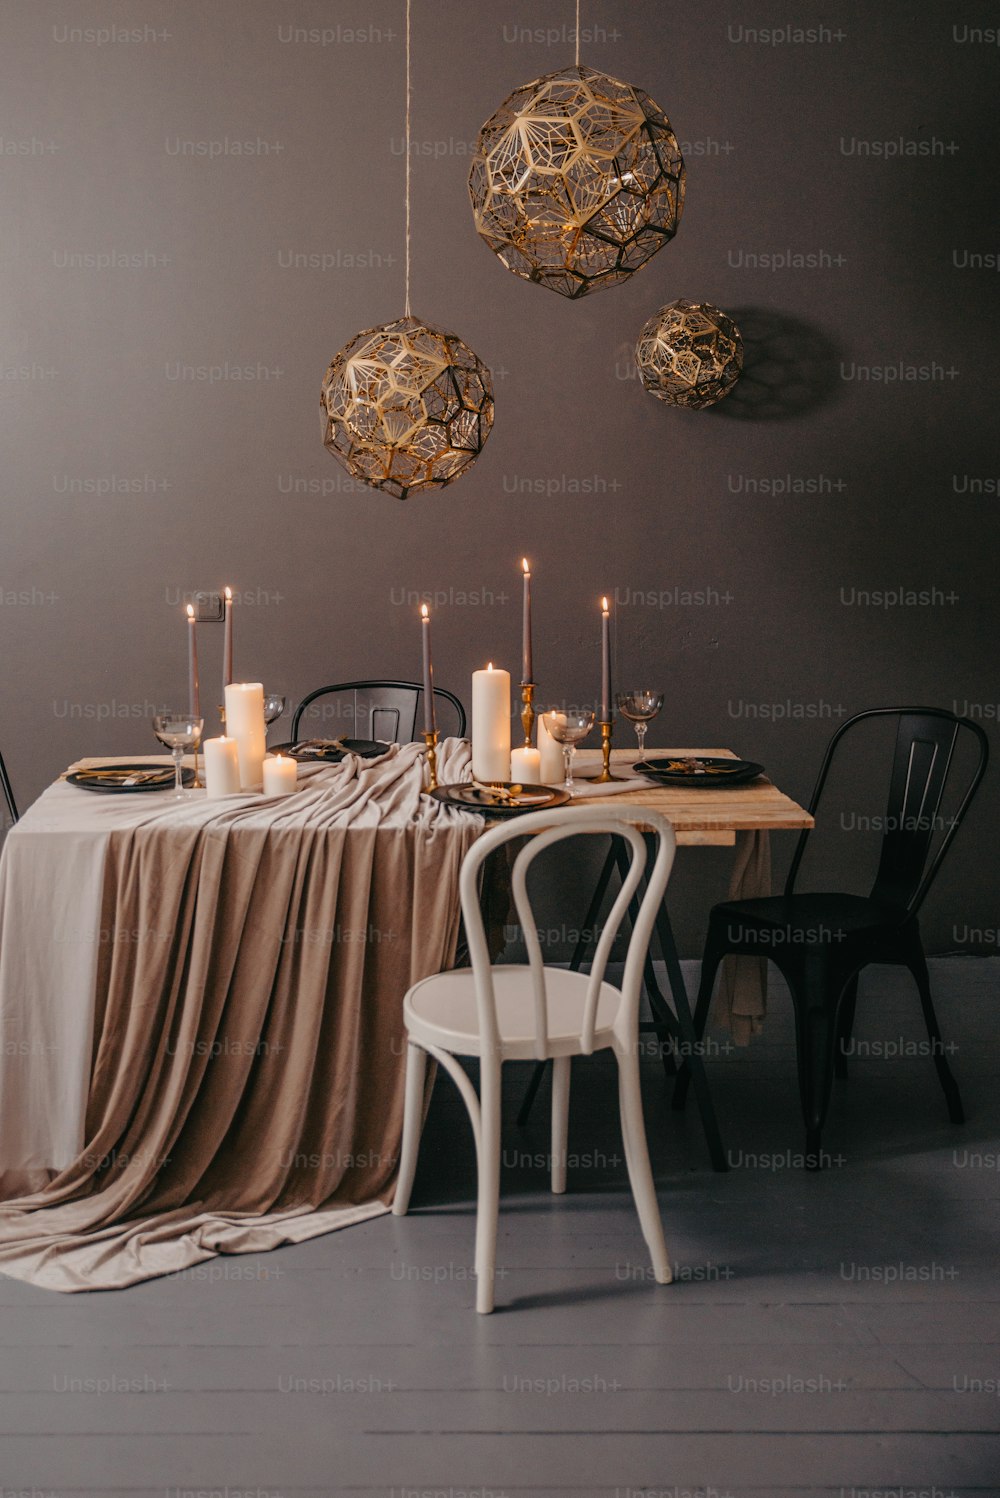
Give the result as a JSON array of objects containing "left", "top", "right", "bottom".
[
  {"left": 459, "top": 807, "right": 677, "bottom": 1061},
  {"left": 785, "top": 707, "right": 989, "bottom": 915},
  {"left": 290, "top": 679, "right": 467, "bottom": 744},
  {"left": 0, "top": 750, "right": 17, "bottom": 825}
]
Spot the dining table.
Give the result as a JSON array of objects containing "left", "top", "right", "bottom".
[{"left": 0, "top": 737, "right": 811, "bottom": 1292}]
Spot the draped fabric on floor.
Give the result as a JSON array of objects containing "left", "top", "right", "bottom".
[{"left": 0, "top": 739, "right": 479, "bottom": 1292}]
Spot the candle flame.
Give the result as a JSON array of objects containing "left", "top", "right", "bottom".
[
  {"left": 224, "top": 585, "right": 232, "bottom": 602},
  {"left": 601, "top": 595, "right": 609, "bottom": 612},
  {"left": 186, "top": 604, "right": 195, "bottom": 620},
  {"left": 522, "top": 557, "right": 530, "bottom": 574},
  {"left": 488, "top": 661, "right": 493, "bottom": 670},
  {"left": 420, "top": 603, "right": 429, "bottom": 619}
]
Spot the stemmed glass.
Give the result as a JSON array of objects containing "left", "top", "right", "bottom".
[
  {"left": 152, "top": 712, "right": 204, "bottom": 798},
  {"left": 542, "top": 710, "right": 595, "bottom": 793},
  {"left": 263, "top": 693, "right": 287, "bottom": 742},
  {"left": 616, "top": 690, "right": 663, "bottom": 764}
]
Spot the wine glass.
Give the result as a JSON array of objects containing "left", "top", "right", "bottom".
[
  {"left": 263, "top": 693, "right": 287, "bottom": 742},
  {"left": 542, "top": 709, "right": 595, "bottom": 792},
  {"left": 617, "top": 690, "right": 663, "bottom": 764},
  {"left": 152, "top": 712, "right": 203, "bottom": 798}
]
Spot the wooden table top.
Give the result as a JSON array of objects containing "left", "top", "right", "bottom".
[{"left": 568, "top": 748, "right": 814, "bottom": 846}]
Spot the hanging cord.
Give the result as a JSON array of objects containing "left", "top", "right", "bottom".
[
  {"left": 575, "top": 0, "right": 580, "bottom": 66},
  {"left": 404, "top": 0, "right": 412, "bottom": 317}
]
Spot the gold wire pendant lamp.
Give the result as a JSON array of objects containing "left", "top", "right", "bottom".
[
  {"left": 635, "top": 299, "right": 744, "bottom": 410},
  {"left": 321, "top": 1, "right": 494, "bottom": 499},
  {"left": 468, "top": 3, "right": 685, "bottom": 299}
]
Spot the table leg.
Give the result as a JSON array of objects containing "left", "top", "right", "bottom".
[{"left": 516, "top": 840, "right": 617, "bottom": 1127}]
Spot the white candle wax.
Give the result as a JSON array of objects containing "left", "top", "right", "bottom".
[
  {"left": 224, "top": 681, "right": 266, "bottom": 789},
  {"left": 186, "top": 605, "right": 200, "bottom": 719},
  {"left": 203, "top": 736, "right": 241, "bottom": 797},
  {"left": 263, "top": 754, "right": 297, "bottom": 796},
  {"left": 510, "top": 745, "right": 541, "bottom": 784},
  {"left": 537, "top": 711, "right": 566, "bottom": 785},
  {"left": 471, "top": 664, "right": 511, "bottom": 782}
]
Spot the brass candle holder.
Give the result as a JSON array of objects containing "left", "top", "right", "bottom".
[
  {"left": 192, "top": 746, "right": 203, "bottom": 790},
  {"left": 594, "top": 718, "right": 626, "bottom": 783},
  {"left": 423, "top": 729, "right": 439, "bottom": 792},
  {"left": 520, "top": 681, "right": 536, "bottom": 746}
]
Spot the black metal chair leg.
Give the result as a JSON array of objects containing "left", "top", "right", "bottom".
[
  {"left": 906, "top": 947, "right": 964, "bottom": 1124},
  {"left": 651, "top": 900, "right": 727, "bottom": 1172},
  {"left": 672, "top": 923, "right": 727, "bottom": 1113},
  {"left": 834, "top": 975, "right": 859, "bottom": 1080},
  {"left": 791, "top": 970, "right": 838, "bottom": 1170}
]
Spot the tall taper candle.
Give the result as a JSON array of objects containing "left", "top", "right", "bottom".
[
  {"left": 420, "top": 604, "right": 435, "bottom": 734},
  {"left": 223, "top": 586, "right": 233, "bottom": 693},
  {"left": 521, "top": 557, "right": 533, "bottom": 684},
  {"left": 600, "top": 595, "right": 611, "bottom": 721},
  {"left": 186, "top": 604, "right": 200, "bottom": 719}
]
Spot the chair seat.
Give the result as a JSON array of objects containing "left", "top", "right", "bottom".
[
  {"left": 404, "top": 965, "right": 623, "bottom": 1060},
  {"left": 712, "top": 891, "right": 908, "bottom": 944}
]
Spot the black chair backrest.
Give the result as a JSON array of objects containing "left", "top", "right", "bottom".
[
  {"left": 785, "top": 707, "right": 989, "bottom": 916},
  {"left": 0, "top": 749, "right": 18, "bottom": 825},
  {"left": 290, "top": 679, "right": 466, "bottom": 745}
]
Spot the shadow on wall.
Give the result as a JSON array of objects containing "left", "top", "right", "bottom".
[{"left": 710, "top": 307, "right": 841, "bottom": 422}]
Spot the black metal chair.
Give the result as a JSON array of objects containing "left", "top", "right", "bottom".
[
  {"left": 673, "top": 707, "right": 989, "bottom": 1167},
  {"left": 0, "top": 749, "right": 17, "bottom": 825},
  {"left": 290, "top": 679, "right": 466, "bottom": 745}
]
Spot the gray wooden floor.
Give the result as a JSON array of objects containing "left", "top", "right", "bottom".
[{"left": 2, "top": 957, "right": 999, "bottom": 1497}]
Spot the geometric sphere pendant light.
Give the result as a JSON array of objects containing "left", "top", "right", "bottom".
[
  {"left": 320, "top": 317, "right": 494, "bottom": 499},
  {"left": 469, "top": 61, "right": 685, "bottom": 299},
  {"left": 320, "top": 0, "right": 494, "bottom": 498},
  {"left": 635, "top": 299, "right": 743, "bottom": 410}
]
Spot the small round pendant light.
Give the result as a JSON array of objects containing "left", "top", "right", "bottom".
[
  {"left": 635, "top": 300, "right": 744, "bottom": 410},
  {"left": 469, "top": 5, "right": 684, "bottom": 299},
  {"left": 320, "top": 0, "right": 494, "bottom": 499}
]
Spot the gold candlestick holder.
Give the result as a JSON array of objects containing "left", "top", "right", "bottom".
[
  {"left": 192, "top": 745, "right": 203, "bottom": 790},
  {"left": 594, "top": 719, "right": 626, "bottom": 783},
  {"left": 520, "top": 681, "right": 536, "bottom": 746},
  {"left": 218, "top": 704, "right": 227, "bottom": 732},
  {"left": 423, "top": 729, "right": 439, "bottom": 792}
]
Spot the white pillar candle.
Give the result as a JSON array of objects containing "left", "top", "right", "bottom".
[
  {"left": 203, "top": 736, "right": 241, "bottom": 798},
  {"left": 224, "top": 681, "right": 267, "bottom": 789},
  {"left": 510, "top": 745, "right": 541, "bottom": 784},
  {"left": 537, "top": 711, "right": 566, "bottom": 785},
  {"left": 262, "top": 754, "right": 297, "bottom": 796},
  {"left": 471, "top": 663, "right": 511, "bottom": 782}
]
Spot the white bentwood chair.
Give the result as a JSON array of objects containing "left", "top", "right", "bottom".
[{"left": 393, "top": 806, "right": 677, "bottom": 1313}]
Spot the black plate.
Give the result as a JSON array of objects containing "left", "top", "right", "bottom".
[
  {"left": 66, "top": 762, "right": 196, "bottom": 794},
  {"left": 430, "top": 782, "right": 570, "bottom": 817},
  {"left": 271, "top": 738, "right": 390, "bottom": 764},
  {"left": 638, "top": 756, "right": 765, "bottom": 787}
]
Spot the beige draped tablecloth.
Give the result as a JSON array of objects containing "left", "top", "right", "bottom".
[
  {"left": 0, "top": 738, "right": 771, "bottom": 1292},
  {"left": 0, "top": 738, "right": 480, "bottom": 1291}
]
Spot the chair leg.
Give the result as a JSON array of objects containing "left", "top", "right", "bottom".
[
  {"left": 392, "top": 1042, "right": 428, "bottom": 1216},
  {"left": 615, "top": 1043, "right": 671, "bottom": 1283},
  {"left": 475, "top": 1059, "right": 503, "bottom": 1314},
  {"left": 792, "top": 985, "right": 838, "bottom": 1170},
  {"left": 672, "top": 925, "right": 727, "bottom": 1113},
  {"left": 550, "top": 1056, "right": 571, "bottom": 1194},
  {"left": 906, "top": 948, "right": 964, "bottom": 1124},
  {"left": 834, "top": 975, "right": 859, "bottom": 1080}
]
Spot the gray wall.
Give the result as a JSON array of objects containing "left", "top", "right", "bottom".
[{"left": 2, "top": 0, "right": 997, "bottom": 954}]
